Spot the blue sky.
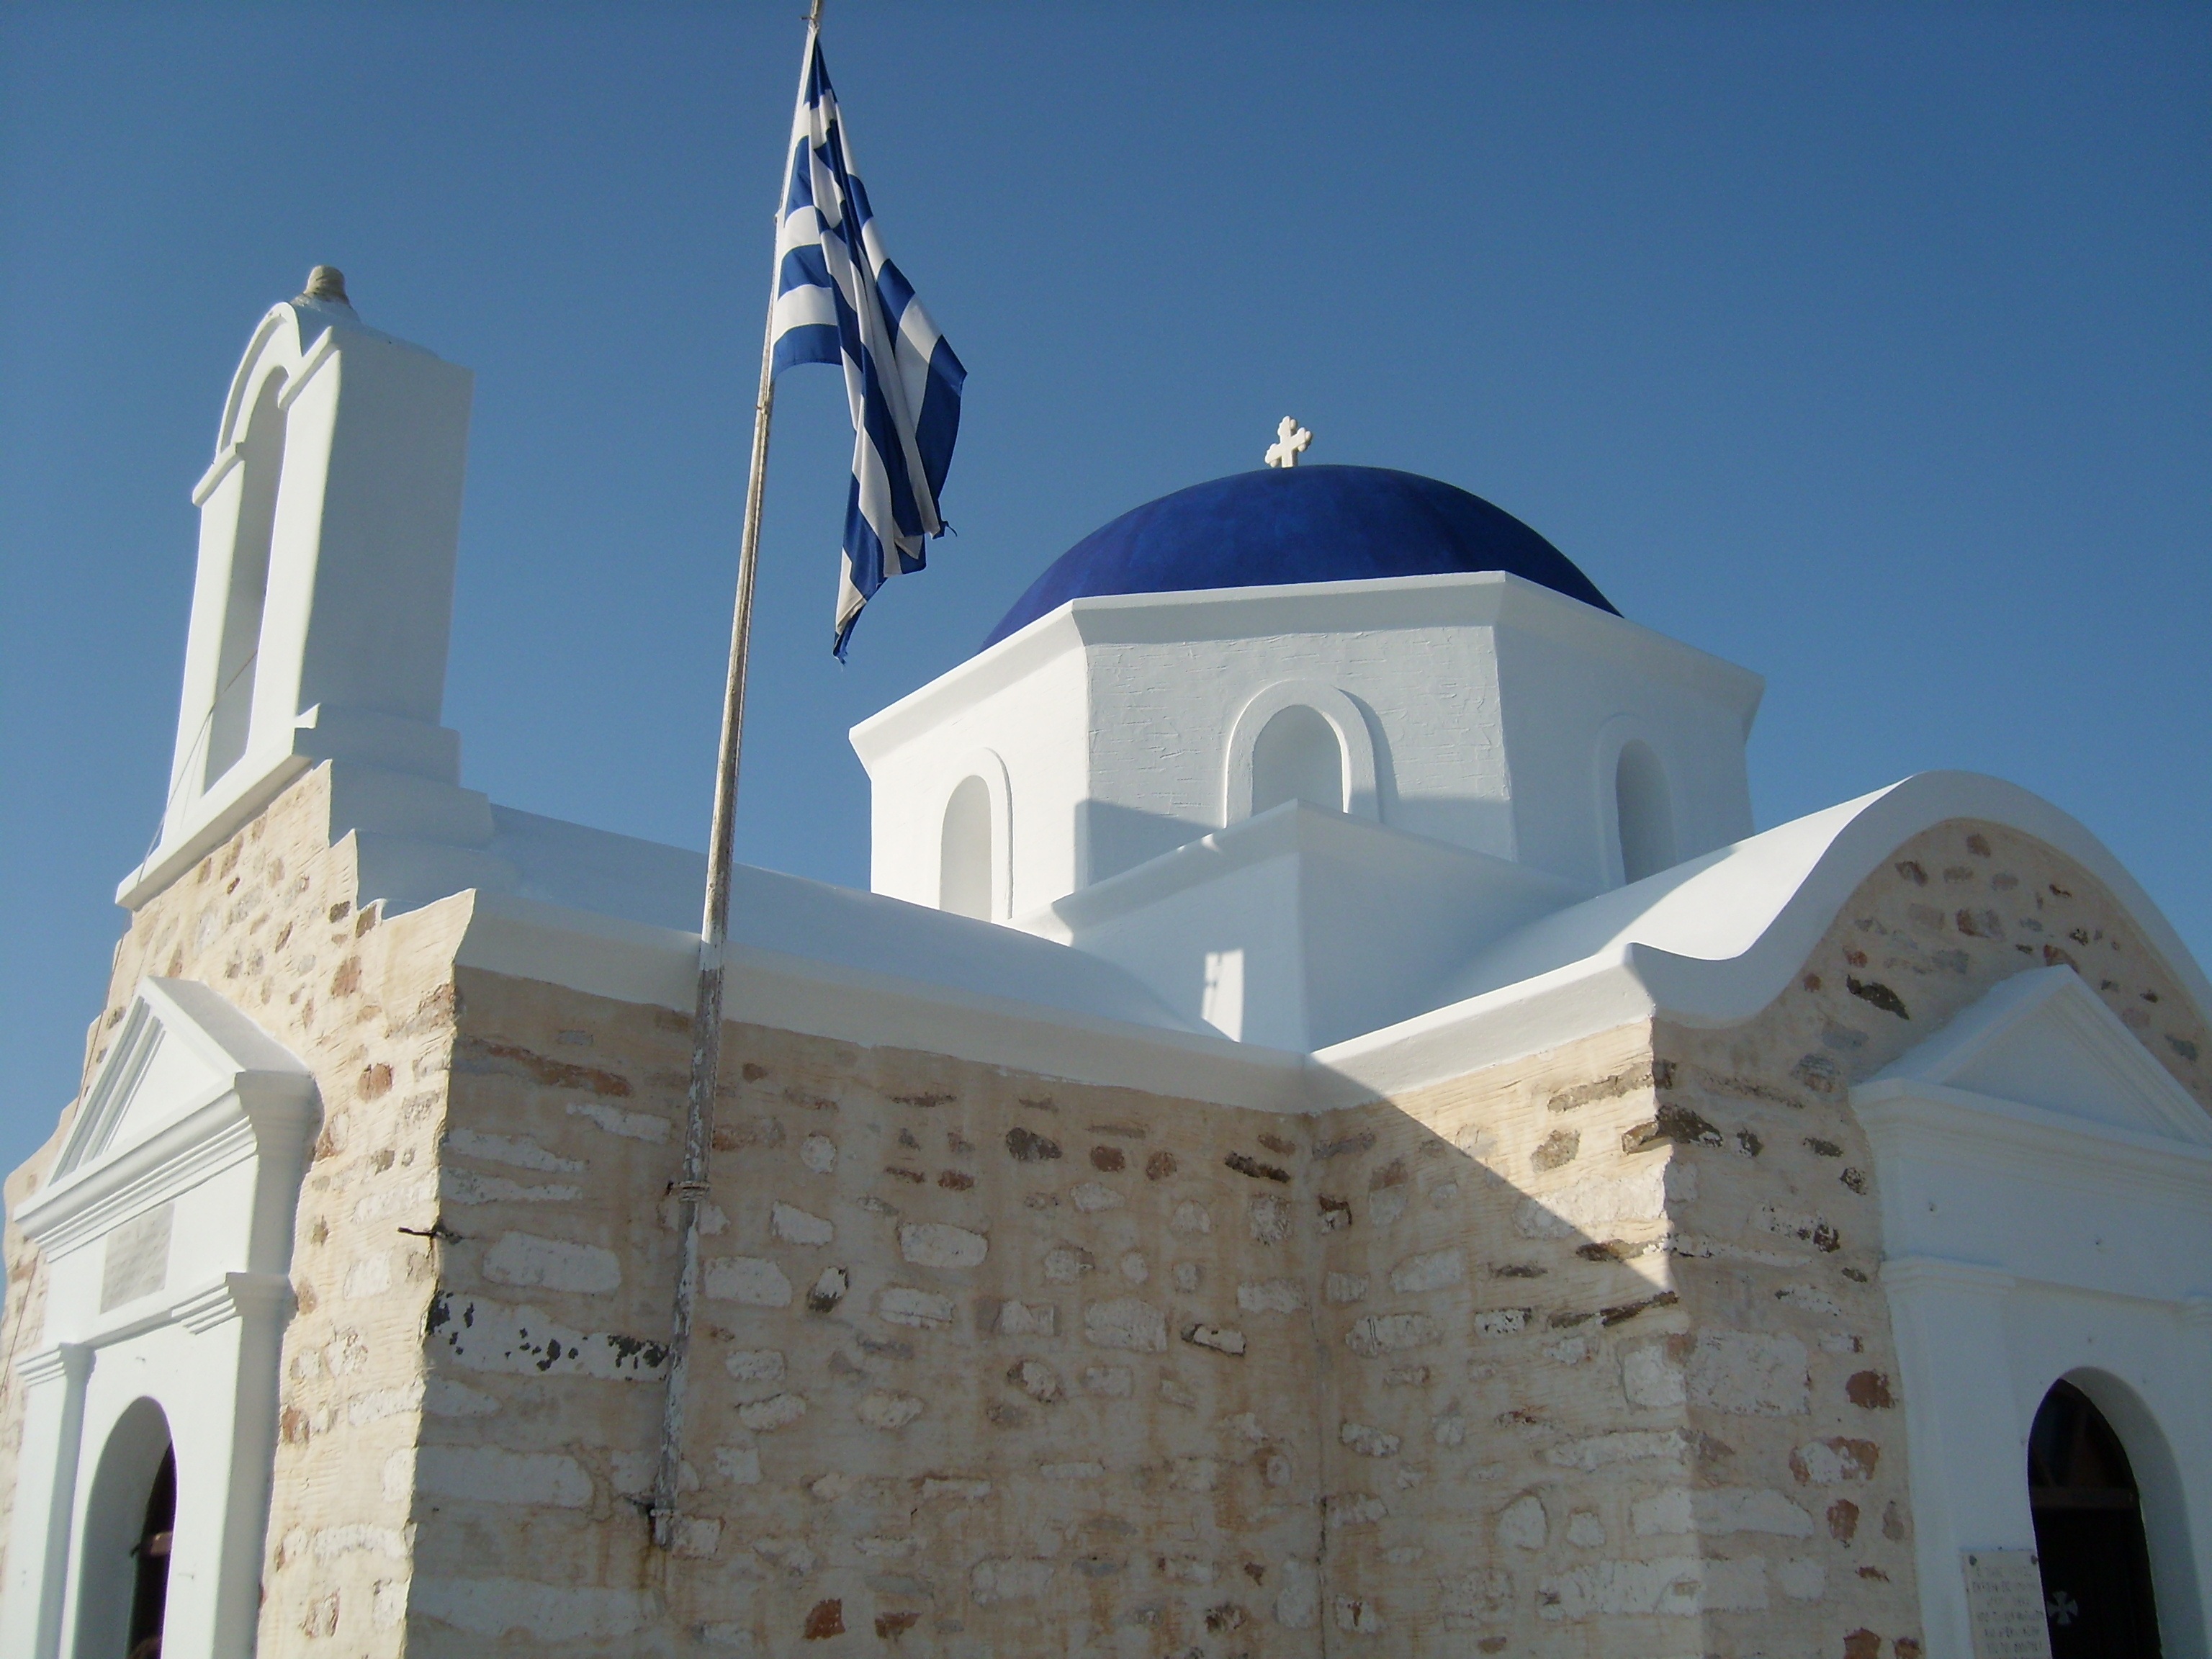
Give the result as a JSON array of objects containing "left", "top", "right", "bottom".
[{"left": 3, "top": 1, "right": 2206, "bottom": 1184}]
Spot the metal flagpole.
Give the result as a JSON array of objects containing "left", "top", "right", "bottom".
[{"left": 649, "top": 0, "right": 823, "bottom": 1552}]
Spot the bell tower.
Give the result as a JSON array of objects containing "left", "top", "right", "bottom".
[{"left": 120, "top": 269, "right": 478, "bottom": 909}]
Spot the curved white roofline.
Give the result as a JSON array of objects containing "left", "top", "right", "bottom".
[
  {"left": 1313, "top": 772, "right": 2211, "bottom": 1105},
  {"left": 443, "top": 773, "right": 2201, "bottom": 1116}
]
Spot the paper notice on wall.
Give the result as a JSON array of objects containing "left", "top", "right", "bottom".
[{"left": 1963, "top": 1549, "right": 2054, "bottom": 1659}]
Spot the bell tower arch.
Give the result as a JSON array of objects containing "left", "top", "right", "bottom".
[{"left": 126, "top": 268, "right": 477, "bottom": 909}]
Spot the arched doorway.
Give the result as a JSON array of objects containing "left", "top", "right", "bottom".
[
  {"left": 2029, "top": 1379, "right": 2163, "bottom": 1659},
  {"left": 73, "top": 1398, "right": 175, "bottom": 1659}
]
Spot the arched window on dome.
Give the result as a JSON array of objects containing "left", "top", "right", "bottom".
[
  {"left": 1250, "top": 704, "right": 1346, "bottom": 816},
  {"left": 939, "top": 775, "right": 994, "bottom": 919},
  {"left": 204, "top": 369, "right": 288, "bottom": 787},
  {"left": 1614, "top": 740, "right": 1675, "bottom": 884}
]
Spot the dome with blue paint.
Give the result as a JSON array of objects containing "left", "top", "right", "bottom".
[{"left": 983, "top": 464, "right": 1616, "bottom": 649}]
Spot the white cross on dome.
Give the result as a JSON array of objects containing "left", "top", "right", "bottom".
[{"left": 1264, "top": 416, "right": 1311, "bottom": 469}]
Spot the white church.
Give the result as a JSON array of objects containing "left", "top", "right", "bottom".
[{"left": 2, "top": 271, "right": 2207, "bottom": 1659}]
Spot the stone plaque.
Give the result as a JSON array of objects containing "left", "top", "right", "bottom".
[
  {"left": 100, "top": 1203, "right": 174, "bottom": 1312},
  {"left": 1963, "top": 1548, "right": 2054, "bottom": 1659}
]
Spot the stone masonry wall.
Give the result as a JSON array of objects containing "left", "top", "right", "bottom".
[
  {"left": 10, "top": 791, "right": 2203, "bottom": 1659},
  {"left": 0, "top": 1118, "right": 70, "bottom": 1595},
  {"left": 0, "top": 765, "right": 473, "bottom": 1658},
  {"left": 1241, "top": 817, "right": 2207, "bottom": 1658},
  {"left": 1646, "top": 817, "right": 2208, "bottom": 1659},
  {"left": 411, "top": 968, "right": 1335, "bottom": 1655},
  {"left": 1292, "top": 1022, "right": 1707, "bottom": 1654}
]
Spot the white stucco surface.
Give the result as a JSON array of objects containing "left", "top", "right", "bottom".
[
  {"left": 851, "top": 570, "right": 1762, "bottom": 913},
  {"left": 1859, "top": 969, "right": 2212, "bottom": 1659},
  {"left": 4, "top": 981, "right": 316, "bottom": 1659},
  {"left": 120, "top": 295, "right": 474, "bottom": 913},
  {"left": 439, "top": 769, "right": 2211, "bottom": 1125}
]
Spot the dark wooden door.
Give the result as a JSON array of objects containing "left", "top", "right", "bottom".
[
  {"left": 125, "top": 1446, "right": 175, "bottom": 1659},
  {"left": 2029, "top": 1382, "right": 2162, "bottom": 1659}
]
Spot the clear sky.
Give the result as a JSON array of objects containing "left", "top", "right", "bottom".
[{"left": 3, "top": 2, "right": 2206, "bottom": 1187}]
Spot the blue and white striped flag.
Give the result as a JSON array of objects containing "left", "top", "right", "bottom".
[{"left": 771, "top": 37, "right": 966, "bottom": 658}]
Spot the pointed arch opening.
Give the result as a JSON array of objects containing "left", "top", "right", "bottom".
[{"left": 2029, "top": 1379, "right": 2164, "bottom": 1658}]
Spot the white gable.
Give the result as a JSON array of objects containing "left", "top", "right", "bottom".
[
  {"left": 96, "top": 1023, "right": 222, "bottom": 1159},
  {"left": 53, "top": 978, "right": 315, "bottom": 1181},
  {"left": 1869, "top": 964, "right": 2212, "bottom": 1146}
]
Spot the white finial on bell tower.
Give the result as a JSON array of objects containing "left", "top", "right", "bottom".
[{"left": 1264, "top": 416, "right": 1311, "bottom": 469}]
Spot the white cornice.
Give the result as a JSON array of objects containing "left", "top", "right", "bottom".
[
  {"left": 850, "top": 571, "right": 1765, "bottom": 765},
  {"left": 1876, "top": 1254, "right": 2018, "bottom": 1298},
  {"left": 1854, "top": 1079, "right": 2212, "bottom": 1209},
  {"left": 174, "top": 1272, "right": 295, "bottom": 1335},
  {"left": 1868, "top": 964, "right": 2211, "bottom": 1145},
  {"left": 24, "top": 1103, "right": 260, "bottom": 1256},
  {"left": 114, "top": 749, "right": 314, "bottom": 911},
  {"left": 14, "top": 1343, "right": 91, "bottom": 1389}
]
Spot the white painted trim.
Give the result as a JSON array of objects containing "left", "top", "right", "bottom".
[
  {"left": 1859, "top": 969, "right": 2212, "bottom": 1659},
  {"left": 1221, "top": 679, "right": 1380, "bottom": 824},
  {"left": 190, "top": 441, "right": 246, "bottom": 508},
  {"left": 32, "top": 979, "right": 319, "bottom": 1244},
  {"left": 209, "top": 307, "right": 295, "bottom": 462},
  {"left": 274, "top": 327, "right": 341, "bottom": 413},
  {"left": 1859, "top": 1081, "right": 2212, "bottom": 1209},
  {"left": 1881, "top": 1256, "right": 2212, "bottom": 1659},
  {"left": 14, "top": 1346, "right": 87, "bottom": 1389},
  {"left": 454, "top": 888, "right": 1313, "bottom": 1113},
  {"left": 1025, "top": 798, "right": 1584, "bottom": 940},
  {"left": 1870, "top": 964, "right": 2212, "bottom": 1145},
  {"left": 0, "top": 1342, "right": 90, "bottom": 1659},
  {"left": 173, "top": 1272, "right": 295, "bottom": 1336},
  {"left": 8, "top": 986, "right": 314, "bottom": 1659},
  {"left": 114, "top": 740, "right": 315, "bottom": 910},
  {"left": 449, "top": 771, "right": 2209, "bottom": 1118},
  {"left": 27, "top": 1113, "right": 259, "bottom": 1261}
]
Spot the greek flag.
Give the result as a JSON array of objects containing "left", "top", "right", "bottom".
[{"left": 771, "top": 37, "right": 966, "bottom": 657}]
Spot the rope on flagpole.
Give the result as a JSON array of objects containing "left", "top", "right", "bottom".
[{"left": 649, "top": 0, "right": 824, "bottom": 1552}]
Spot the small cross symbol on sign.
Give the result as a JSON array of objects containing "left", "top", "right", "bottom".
[{"left": 1264, "top": 416, "right": 1312, "bottom": 469}]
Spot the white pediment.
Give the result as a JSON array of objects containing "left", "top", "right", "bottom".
[
  {"left": 54, "top": 979, "right": 315, "bottom": 1180},
  {"left": 1870, "top": 966, "right": 2212, "bottom": 1146}
]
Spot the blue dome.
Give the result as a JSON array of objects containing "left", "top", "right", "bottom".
[{"left": 983, "top": 464, "right": 1615, "bottom": 649}]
